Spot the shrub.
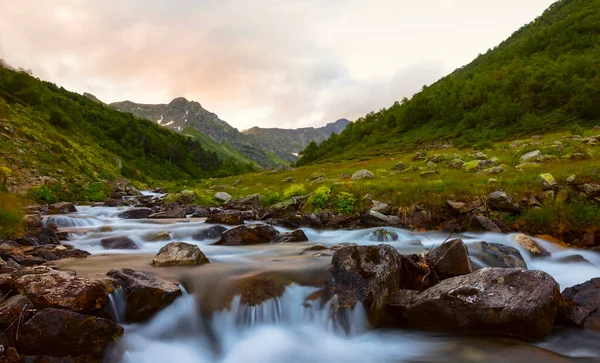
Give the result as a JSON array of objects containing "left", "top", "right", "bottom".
[
  {"left": 86, "top": 182, "right": 110, "bottom": 202},
  {"left": 334, "top": 192, "right": 357, "bottom": 214},
  {"left": 28, "top": 183, "right": 63, "bottom": 204},
  {"left": 263, "top": 192, "right": 282, "bottom": 206},
  {"left": 570, "top": 124, "right": 585, "bottom": 136},
  {"left": 308, "top": 186, "right": 331, "bottom": 211},
  {"left": 283, "top": 184, "right": 307, "bottom": 199},
  {"left": 0, "top": 192, "right": 24, "bottom": 238}
]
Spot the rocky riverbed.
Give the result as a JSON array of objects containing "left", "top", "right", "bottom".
[{"left": 1, "top": 193, "right": 600, "bottom": 362}]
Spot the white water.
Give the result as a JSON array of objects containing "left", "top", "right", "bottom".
[{"left": 45, "top": 200, "right": 600, "bottom": 362}]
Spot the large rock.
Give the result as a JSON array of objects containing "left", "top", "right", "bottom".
[
  {"left": 48, "top": 202, "right": 77, "bottom": 215},
  {"left": 206, "top": 211, "right": 244, "bottom": 225},
  {"left": 273, "top": 229, "right": 309, "bottom": 243},
  {"left": 0, "top": 295, "right": 34, "bottom": 347},
  {"left": 521, "top": 150, "right": 542, "bottom": 162},
  {"left": 360, "top": 210, "right": 401, "bottom": 227},
  {"left": 100, "top": 236, "right": 139, "bottom": 250},
  {"left": 351, "top": 169, "right": 374, "bottom": 180},
  {"left": 428, "top": 239, "right": 473, "bottom": 278},
  {"left": 118, "top": 207, "right": 152, "bottom": 219},
  {"left": 22, "top": 214, "right": 43, "bottom": 231},
  {"left": 175, "top": 190, "right": 198, "bottom": 204},
  {"left": 228, "top": 194, "right": 261, "bottom": 211},
  {"left": 12, "top": 266, "right": 111, "bottom": 312},
  {"left": 149, "top": 208, "right": 186, "bottom": 219},
  {"left": 487, "top": 191, "right": 520, "bottom": 211},
  {"left": 106, "top": 268, "right": 182, "bottom": 322},
  {"left": 562, "top": 278, "right": 600, "bottom": 330},
  {"left": 536, "top": 173, "right": 558, "bottom": 190},
  {"left": 515, "top": 234, "right": 549, "bottom": 257},
  {"left": 403, "top": 268, "right": 561, "bottom": 340},
  {"left": 152, "top": 242, "right": 210, "bottom": 267},
  {"left": 214, "top": 192, "right": 232, "bottom": 204},
  {"left": 16, "top": 308, "right": 123, "bottom": 358},
  {"left": 328, "top": 244, "right": 429, "bottom": 325},
  {"left": 192, "top": 225, "right": 227, "bottom": 240},
  {"left": 467, "top": 242, "right": 527, "bottom": 269},
  {"left": 214, "top": 224, "right": 279, "bottom": 246}
]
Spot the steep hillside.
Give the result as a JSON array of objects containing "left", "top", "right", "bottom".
[
  {"left": 110, "top": 98, "right": 279, "bottom": 167},
  {"left": 297, "top": 0, "right": 600, "bottom": 165},
  {"left": 0, "top": 66, "right": 252, "bottom": 199},
  {"left": 243, "top": 119, "right": 351, "bottom": 162}
]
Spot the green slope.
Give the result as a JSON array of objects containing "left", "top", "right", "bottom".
[
  {"left": 297, "top": 0, "right": 600, "bottom": 165},
  {"left": 0, "top": 66, "right": 252, "bottom": 199}
]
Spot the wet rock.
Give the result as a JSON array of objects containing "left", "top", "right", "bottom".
[
  {"left": 37, "top": 228, "right": 60, "bottom": 245},
  {"left": 12, "top": 266, "right": 111, "bottom": 312},
  {"left": 48, "top": 202, "right": 77, "bottom": 215},
  {"left": 473, "top": 215, "right": 501, "bottom": 232},
  {"left": 428, "top": 239, "right": 473, "bottom": 278},
  {"left": 232, "top": 273, "right": 288, "bottom": 306},
  {"left": 515, "top": 234, "right": 550, "bottom": 257},
  {"left": 228, "top": 194, "right": 261, "bottom": 211},
  {"left": 330, "top": 242, "right": 358, "bottom": 251},
  {"left": 187, "top": 205, "right": 211, "bottom": 218},
  {"left": 152, "top": 242, "right": 210, "bottom": 267},
  {"left": 328, "top": 244, "right": 430, "bottom": 326},
  {"left": 206, "top": 211, "right": 244, "bottom": 225},
  {"left": 214, "top": 192, "right": 232, "bottom": 204},
  {"left": 49, "top": 245, "right": 90, "bottom": 259},
  {"left": 562, "top": 278, "right": 600, "bottom": 330},
  {"left": 521, "top": 150, "right": 542, "bottom": 162},
  {"left": 404, "top": 268, "right": 561, "bottom": 340},
  {"left": 192, "top": 225, "right": 227, "bottom": 241},
  {"left": 0, "top": 295, "right": 34, "bottom": 347},
  {"left": 100, "top": 236, "right": 139, "bottom": 250},
  {"left": 106, "top": 268, "right": 182, "bottom": 322},
  {"left": 273, "top": 230, "right": 309, "bottom": 243},
  {"left": 351, "top": 169, "right": 374, "bottom": 180},
  {"left": 149, "top": 208, "right": 186, "bottom": 219},
  {"left": 299, "top": 244, "right": 328, "bottom": 255},
  {"left": 369, "top": 228, "right": 399, "bottom": 242},
  {"left": 537, "top": 173, "right": 558, "bottom": 190},
  {"left": 468, "top": 242, "right": 527, "bottom": 269},
  {"left": 487, "top": 191, "right": 520, "bottom": 211},
  {"left": 214, "top": 224, "right": 279, "bottom": 246},
  {"left": 118, "top": 207, "right": 152, "bottom": 219},
  {"left": 16, "top": 308, "right": 123, "bottom": 358},
  {"left": 360, "top": 210, "right": 400, "bottom": 227}
]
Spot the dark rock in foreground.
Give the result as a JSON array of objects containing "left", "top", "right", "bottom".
[
  {"left": 214, "top": 224, "right": 279, "bottom": 246},
  {"left": 106, "top": 268, "right": 182, "bottom": 323},
  {"left": 562, "top": 278, "right": 600, "bottom": 331}
]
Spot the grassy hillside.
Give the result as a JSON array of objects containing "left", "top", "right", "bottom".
[
  {"left": 0, "top": 66, "right": 253, "bottom": 201},
  {"left": 297, "top": 0, "right": 600, "bottom": 165}
]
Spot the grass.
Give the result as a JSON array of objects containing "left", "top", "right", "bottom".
[{"left": 0, "top": 192, "right": 25, "bottom": 238}]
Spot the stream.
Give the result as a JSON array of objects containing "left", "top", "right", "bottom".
[{"left": 46, "top": 201, "right": 600, "bottom": 362}]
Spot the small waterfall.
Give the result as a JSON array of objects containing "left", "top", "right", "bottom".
[
  {"left": 108, "top": 287, "right": 127, "bottom": 324},
  {"left": 43, "top": 215, "right": 105, "bottom": 228}
]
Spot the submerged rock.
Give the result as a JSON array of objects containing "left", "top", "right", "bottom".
[
  {"left": 273, "top": 230, "right": 309, "bottom": 243},
  {"left": 118, "top": 207, "right": 152, "bottom": 219},
  {"left": 403, "top": 268, "right": 561, "bottom": 340},
  {"left": 106, "top": 268, "right": 182, "bottom": 323},
  {"left": 152, "top": 242, "right": 210, "bottom": 267},
  {"left": 515, "top": 234, "right": 550, "bottom": 257},
  {"left": 214, "top": 224, "right": 279, "bottom": 246},
  {"left": 100, "top": 236, "right": 139, "bottom": 250},
  {"left": 192, "top": 225, "right": 227, "bottom": 241},
  {"left": 16, "top": 308, "right": 123, "bottom": 358},
  {"left": 468, "top": 242, "right": 527, "bottom": 269},
  {"left": 149, "top": 208, "right": 186, "bottom": 219},
  {"left": 369, "top": 228, "right": 399, "bottom": 242}
]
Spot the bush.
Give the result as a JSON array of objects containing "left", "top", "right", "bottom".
[
  {"left": 334, "top": 192, "right": 357, "bottom": 214},
  {"left": 0, "top": 192, "right": 24, "bottom": 238},
  {"left": 28, "top": 183, "right": 63, "bottom": 204},
  {"left": 263, "top": 192, "right": 282, "bottom": 206},
  {"left": 283, "top": 184, "right": 307, "bottom": 199},
  {"left": 570, "top": 124, "right": 585, "bottom": 136},
  {"left": 86, "top": 182, "right": 110, "bottom": 202},
  {"left": 307, "top": 186, "right": 331, "bottom": 211}
]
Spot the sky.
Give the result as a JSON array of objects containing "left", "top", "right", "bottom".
[{"left": 0, "top": 0, "right": 556, "bottom": 130}]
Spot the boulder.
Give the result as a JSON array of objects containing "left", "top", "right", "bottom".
[
  {"left": 428, "top": 239, "right": 473, "bottom": 278},
  {"left": 487, "top": 191, "right": 520, "bottom": 211},
  {"left": 187, "top": 205, "right": 211, "bottom": 218},
  {"left": 192, "top": 225, "right": 227, "bottom": 241},
  {"left": 536, "top": 173, "right": 558, "bottom": 190},
  {"left": 228, "top": 194, "right": 261, "bottom": 211},
  {"left": 0, "top": 295, "right": 34, "bottom": 347},
  {"left": 214, "top": 192, "right": 233, "bottom": 204},
  {"left": 562, "top": 278, "right": 600, "bottom": 330},
  {"left": 351, "top": 169, "right": 374, "bottom": 180},
  {"left": 360, "top": 210, "right": 401, "bottom": 227},
  {"left": 12, "top": 266, "right": 111, "bottom": 312},
  {"left": 48, "top": 202, "right": 77, "bottom": 215},
  {"left": 106, "top": 268, "right": 182, "bottom": 322},
  {"left": 100, "top": 236, "right": 139, "bottom": 250},
  {"left": 273, "top": 230, "right": 309, "bottom": 243},
  {"left": 515, "top": 234, "right": 550, "bottom": 257},
  {"left": 520, "top": 150, "right": 542, "bottom": 162},
  {"left": 16, "top": 308, "right": 123, "bottom": 358},
  {"left": 149, "top": 208, "right": 186, "bottom": 219},
  {"left": 175, "top": 190, "right": 198, "bottom": 204},
  {"left": 118, "top": 207, "right": 152, "bottom": 219},
  {"left": 369, "top": 228, "right": 399, "bottom": 242},
  {"left": 22, "top": 214, "right": 43, "bottom": 231},
  {"left": 37, "top": 228, "right": 60, "bottom": 245},
  {"left": 152, "top": 242, "right": 210, "bottom": 267},
  {"left": 328, "top": 245, "right": 430, "bottom": 326},
  {"left": 214, "top": 224, "right": 279, "bottom": 246},
  {"left": 403, "top": 268, "right": 561, "bottom": 340},
  {"left": 206, "top": 211, "right": 244, "bottom": 225},
  {"left": 473, "top": 215, "right": 501, "bottom": 232},
  {"left": 467, "top": 242, "right": 527, "bottom": 269}
]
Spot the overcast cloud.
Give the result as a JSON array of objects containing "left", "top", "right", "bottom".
[{"left": 0, "top": 0, "right": 556, "bottom": 129}]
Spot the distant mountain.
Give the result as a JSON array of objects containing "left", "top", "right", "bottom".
[
  {"left": 110, "top": 97, "right": 283, "bottom": 167},
  {"left": 83, "top": 92, "right": 103, "bottom": 104},
  {"left": 242, "top": 119, "right": 351, "bottom": 162}
]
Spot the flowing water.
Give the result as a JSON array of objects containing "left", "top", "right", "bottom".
[{"left": 48, "top": 201, "right": 600, "bottom": 362}]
